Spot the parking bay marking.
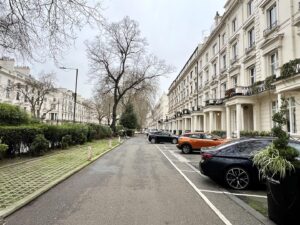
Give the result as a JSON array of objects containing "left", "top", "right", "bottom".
[{"left": 156, "top": 144, "right": 232, "bottom": 225}]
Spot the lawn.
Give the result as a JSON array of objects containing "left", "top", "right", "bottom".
[{"left": 0, "top": 138, "right": 119, "bottom": 210}]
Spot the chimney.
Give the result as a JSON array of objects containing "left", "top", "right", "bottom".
[
  {"left": 214, "top": 11, "right": 221, "bottom": 26},
  {"left": 0, "top": 57, "right": 15, "bottom": 71},
  {"left": 15, "top": 66, "right": 31, "bottom": 76}
]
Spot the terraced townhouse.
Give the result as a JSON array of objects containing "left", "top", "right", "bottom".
[
  {"left": 165, "top": 0, "right": 300, "bottom": 138},
  {"left": 0, "top": 57, "right": 98, "bottom": 124}
]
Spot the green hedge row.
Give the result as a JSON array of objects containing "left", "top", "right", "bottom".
[{"left": 0, "top": 124, "right": 112, "bottom": 158}]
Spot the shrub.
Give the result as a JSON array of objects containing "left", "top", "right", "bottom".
[
  {"left": 0, "top": 103, "right": 30, "bottom": 125},
  {"left": 30, "top": 134, "right": 49, "bottom": 156},
  {"left": 61, "top": 135, "right": 72, "bottom": 149},
  {"left": 0, "top": 140, "right": 8, "bottom": 159},
  {"left": 125, "top": 129, "right": 135, "bottom": 137},
  {"left": 211, "top": 130, "right": 226, "bottom": 138},
  {"left": 0, "top": 125, "right": 44, "bottom": 156}
]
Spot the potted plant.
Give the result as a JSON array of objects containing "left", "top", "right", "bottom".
[{"left": 253, "top": 99, "right": 300, "bottom": 225}]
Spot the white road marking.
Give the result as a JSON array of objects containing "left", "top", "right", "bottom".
[
  {"left": 169, "top": 150, "right": 189, "bottom": 163},
  {"left": 155, "top": 145, "right": 232, "bottom": 225},
  {"left": 198, "top": 189, "right": 267, "bottom": 198},
  {"left": 160, "top": 145, "right": 267, "bottom": 198},
  {"left": 180, "top": 170, "right": 199, "bottom": 173}
]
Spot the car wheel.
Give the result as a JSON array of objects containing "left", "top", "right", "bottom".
[
  {"left": 150, "top": 138, "right": 156, "bottom": 144},
  {"left": 225, "top": 167, "right": 250, "bottom": 190},
  {"left": 172, "top": 139, "right": 178, "bottom": 144},
  {"left": 181, "top": 144, "right": 192, "bottom": 154}
]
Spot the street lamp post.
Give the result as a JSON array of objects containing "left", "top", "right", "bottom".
[{"left": 59, "top": 67, "right": 78, "bottom": 123}]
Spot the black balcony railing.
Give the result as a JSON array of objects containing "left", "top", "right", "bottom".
[
  {"left": 205, "top": 99, "right": 224, "bottom": 106},
  {"left": 182, "top": 108, "right": 191, "bottom": 115},
  {"left": 192, "top": 106, "right": 203, "bottom": 112},
  {"left": 225, "top": 78, "right": 276, "bottom": 99}
]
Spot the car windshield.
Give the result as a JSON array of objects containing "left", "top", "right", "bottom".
[{"left": 288, "top": 142, "right": 300, "bottom": 154}]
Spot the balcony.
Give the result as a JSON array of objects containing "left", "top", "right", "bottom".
[
  {"left": 175, "top": 111, "right": 182, "bottom": 118},
  {"left": 245, "top": 43, "right": 256, "bottom": 54},
  {"left": 277, "top": 58, "right": 300, "bottom": 81},
  {"left": 263, "top": 21, "right": 279, "bottom": 37},
  {"left": 205, "top": 99, "right": 224, "bottom": 106},
  {"left": 225, "top": 86, "right": 252, "bottom": 98},
  {"left": 220, "top": 67, "right": 227, "bottom": 74},
  {"left": 230, "top": 56, "right": 238, "bottom": 65},
  {"left": 192, "top": 106, "right": 203, "bottom": 112},
  {"left": 182, "top": 108, "right": 191, "bottom": 115},
  {"left": 225, "top": 78, "right": 276, "bottom": 99}
]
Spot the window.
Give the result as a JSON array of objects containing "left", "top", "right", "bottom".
[
  {"left": 232, "top": 43, "right": 238, "bottom": 61},
  {"left": 205, "top": 69, "right": 209, "bottom": 82},
  {"left": 16, "top": 92, "right": 20, "bottom": 100},
  {"left": 213, "top": 63, "right": 217, "bottom": 77},
  {"left": 248, "top": 27, "right": 255, "bottom": 47},
  {"left": 199, "top": 60, "right": 203, "bottom": 69},
  {"left": 232, "top": 75, "right": 238, "bottom": 87},
  {"left": 6, "top": 79, "right": 11, "bottom": 98},
  {"left": 286, "top": 97, "right": 297, "bottom": 134},
  {"left": 232, "top": 18, "right": 237, "bottom": 33},
  {"left": 206, "top": 53, "right": 209, "bottom": 62},
  {"left": 267, "top": 4, "right": 277, "bottom": 29},
  {"left": 249, "top": 66, "right": 256, "bottom": 85},
  {"left": 212, "top": 88, "right": 217, "bottom": 99},
  {"left": 247, "top": 0, "right": 254, "bottom": 16},
  {"left": 222, "top": 33, "right": 226, "bottom": 45},
  {"left": 212, "top": 44, "right": 217, "bottom": 55},
  {"left": 221, "top": 83, "right": 227, "bottom": 98},
  {"left": 270, "top": 52, "right": 278, "bottom": 76},
  {"left": 222, "top": 54, "right": 227, "bottom": 69}
]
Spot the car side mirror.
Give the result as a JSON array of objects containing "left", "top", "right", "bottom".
[{"left": 212, "top": 138, "right": 218, "bottom": 141}]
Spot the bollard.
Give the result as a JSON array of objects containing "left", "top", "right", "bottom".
[
  {"left": 109, "top": 139, "right": 112, "bottom": 148},
  {"left": 118, "top": 136, "right": 121, "bottom": 143},
  {"left": 87, "top": 146, "right": 92, "bottom": 161}
]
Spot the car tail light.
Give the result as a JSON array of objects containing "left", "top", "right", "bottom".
[{"left": 201, "top": 153, "right": 213, "bottom": 160}]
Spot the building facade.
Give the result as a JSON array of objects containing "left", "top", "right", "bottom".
[
  {"left": 0, "top": 57, "right": 98, "bottom": 124},
  {"left": 166, "top": 0, "right": 300, "bottom": 138},
  {"left": 146, "top": 93, "right": 169, "bottom": 130}
]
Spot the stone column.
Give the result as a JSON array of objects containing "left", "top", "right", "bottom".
[
  {"left": 221, "top": 110, "right": 226, "bottom": 130},
  {"left": 226, "top": 107, "right": 231, "bottom": 139},
  {"left": 236, "top": 104, "right": 241, "bottom": 138},
  {"left": 191, "top": 116, "right": 194, "bottom": 132},
  {"left": 203, "top": 113, "right": 207, "bottom": 132},
  {"left": 253, "top": 103, "right": 261, "bottom": 131},
  {"left": 209, "top": 111, "right": 213, "bottom": 133}
]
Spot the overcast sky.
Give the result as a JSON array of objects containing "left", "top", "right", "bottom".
[{"left": 29, "top": 0, "right": 225, "bottom": 100}]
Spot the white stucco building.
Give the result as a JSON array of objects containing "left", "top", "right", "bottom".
[
  {"left": 165, "top": 0, "right": 300, "bottom": 138},
  {"left": 146, "top": 93, "right": 169, "bottom": 130},
  {"left": 0, "top": 57, "right": 98, "bottom": 124}
]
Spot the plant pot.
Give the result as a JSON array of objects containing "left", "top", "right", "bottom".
[{"left": 267, "top": 168, "right": 300, "bottom": 225}]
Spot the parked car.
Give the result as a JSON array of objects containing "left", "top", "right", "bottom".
[
  {"left": 176, "top": 132, "right": 227, "bottom": 154},
  {"left": 148, "top": 131, "right": 178, "bottom": 144},
  {"left": 199, "top": 138, "right": 300, "bottom": 190},
  {"left": 145, "top": 129, "right": 158, "bottom": 137}
]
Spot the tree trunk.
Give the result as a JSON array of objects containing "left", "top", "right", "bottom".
[{"left": 110, "top": 102, "right": 118, "bottom": 133}]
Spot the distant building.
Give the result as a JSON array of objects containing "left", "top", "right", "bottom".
[
  {"left": 0, "top": 57, "right": 98, "bottom": 124},
  {"left": 146, "top": 93, "right": 169, "bottom": 130}
]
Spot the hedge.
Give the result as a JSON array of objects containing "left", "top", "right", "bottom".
[
  {"left": 0, "top": 103, "right": 30, "bottom": 125},
  {"left": 0, "top": 124, "right": 112, "bottom": 158}
]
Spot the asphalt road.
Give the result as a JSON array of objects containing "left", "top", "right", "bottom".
[{"left": 5, "top": 135, "right": 270, "bottom": 225}]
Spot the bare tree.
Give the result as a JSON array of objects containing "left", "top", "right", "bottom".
[
  {"left": 0, "top": 0, "right": 102, "bottom": 60},
  {"left": 92, "top": 90, "right": 114, "bottom": 125},
  {"left": 121, "top": 79, "right": 157, "bottom": 129},
  {"left": 86, "top": 17, "right": 172, "bottom": 132},
  {"left": 14, "top": 72, "right": 57, "bottom": 119}
]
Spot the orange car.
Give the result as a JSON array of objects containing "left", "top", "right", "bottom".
[{"left": 177, "top": 132, "right": 227, "bottom": 154}]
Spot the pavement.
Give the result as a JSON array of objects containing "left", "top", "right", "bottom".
[{"left": 4, "top": 135, "right": 274, "bottom": 225}]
